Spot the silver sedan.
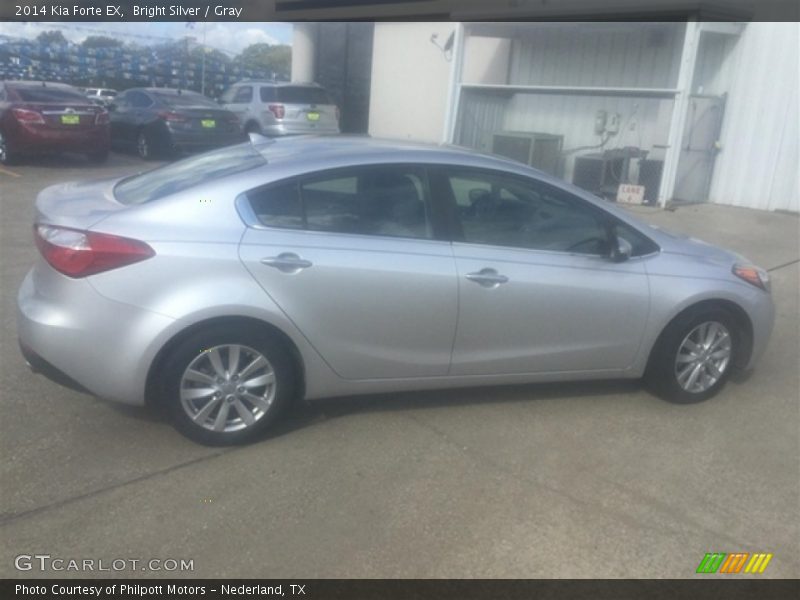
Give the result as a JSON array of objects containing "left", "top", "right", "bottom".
[{"left": 17, "top": 136, "right": 774, "bottom": 444}]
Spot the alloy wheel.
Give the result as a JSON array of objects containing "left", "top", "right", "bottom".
[
  {"left": 179, "top": 344, "right": 277, "bottom": 433},
  {"left": 674, "top": 321, "right": 732, "bottom": 394}
]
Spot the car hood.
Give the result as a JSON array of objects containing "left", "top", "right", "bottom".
[{"left": 648, "top": 225, "right": 749, "bottom": 266}]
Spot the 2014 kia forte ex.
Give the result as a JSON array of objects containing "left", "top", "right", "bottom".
[{"left": 17, "top": 136, "right": 774, "bottom": 445}]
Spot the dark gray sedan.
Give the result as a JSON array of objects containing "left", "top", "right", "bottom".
[{"left": 109, "top": 87, "right": 244, "bottom": 159}]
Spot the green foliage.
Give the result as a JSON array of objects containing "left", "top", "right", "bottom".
[
  {"left": 36, "top": 30, "right": 68, "bottom": 45},
  {"left": 81, "top": 36, "right": 124, "bottom": 49},
  {"left": 236, "top": 44, "right": 291, "bottom": 80}
]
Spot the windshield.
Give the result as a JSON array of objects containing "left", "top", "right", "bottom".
[
  {"left": 156, "top": 92, "right": 218, "bottom": 109},
  {"left": 114, "top": 143, "right": 265, "bottom": 205},
  {"left": 276, "top": 86, "right": 331, "bottom": 105}
]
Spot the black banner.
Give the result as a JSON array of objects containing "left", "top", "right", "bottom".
[
  {"left": 1, "top": 0, "right": 799, "bottom": 22},
  {"left": 3, "top": 579, "right": 800, "bottom": 600}
]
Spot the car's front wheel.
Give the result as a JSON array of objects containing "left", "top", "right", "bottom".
[
  {"left": 161, "top": 325, "right": 296, "bottom": 445},
  {"left": 646, "top": 308, "right": 739, "bottom": 404}
]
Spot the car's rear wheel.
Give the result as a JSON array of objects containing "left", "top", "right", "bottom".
[
  {"left": 244, "top": 121, "right": 262, "bottom": 135},
  {"left": 646, "top": 308, "right": 739, "bottom": 404},
  {"left": 161, "top": 325, "right": 296, "bottom": 445},
  {"left": 0, "top": 130, "right": 18, "bottom": 165}
]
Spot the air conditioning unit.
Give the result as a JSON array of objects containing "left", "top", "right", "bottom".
[{"left": 490, "top": 131, "right": 564, "bottom": 177}]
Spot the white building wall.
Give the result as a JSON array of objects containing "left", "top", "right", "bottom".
[
  {"left": 368, "top": 23, "right": 455, "bottom": 143},
  {"left": 368, "top": 23, "right": 509, "bottom": 142},
  {"left": 707, "top": 23, "right": 799, "bottom": 212}
]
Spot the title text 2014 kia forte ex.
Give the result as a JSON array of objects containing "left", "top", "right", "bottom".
[{"left": 17, "top": 136, "right": 774, "bottom": 444}]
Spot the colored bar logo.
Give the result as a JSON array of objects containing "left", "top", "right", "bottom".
[{"left": 696, "top": 552, "right": 773, "bottom": 574}]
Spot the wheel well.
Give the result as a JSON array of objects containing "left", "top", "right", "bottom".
[
  {"left": 144, "top": 316, "right": 306, "bottom": 408},
  {"left": 243, "top": 120, "right": 261, "bottom": 134},
  {"left": 647, "top": 299, "right": 754, "bottom": 372}
]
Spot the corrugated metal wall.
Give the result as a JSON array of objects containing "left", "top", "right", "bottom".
[
  {"left": 470, "top": 23, "right": 684, "bottom": 184},
  {"left": 453, "top": 22, "right": 798, "bottom": 211},
  {"left": 454, "top": 89, "right": 509, "bottom": 150},
  {"left": 707, "top": 23, "right": 799, "bottom": 212},
  {"left": 508, "top": 23, "right": 684, "bottom": 89}
]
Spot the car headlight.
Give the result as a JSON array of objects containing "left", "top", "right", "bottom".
[{"left": 733, "top": 264, "right": 771, "bottom": 292}]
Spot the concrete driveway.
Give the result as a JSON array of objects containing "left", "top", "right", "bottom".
[{"left": 1, "top": 155, "right": 798, "bottom": 578}]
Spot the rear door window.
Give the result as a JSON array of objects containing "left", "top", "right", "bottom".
[
  {"left": 246, "top": 166, "right": 433, "bottom": 240},
  {"left": 232, "top": 86, "right": 253, "bottom": 104}
]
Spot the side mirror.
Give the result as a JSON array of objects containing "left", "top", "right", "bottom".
[{"left": 610, "top": 236, "right": 633, "bottom": 262}]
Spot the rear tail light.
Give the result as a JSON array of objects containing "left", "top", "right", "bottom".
[
  {"left": 267, "top": 104, "right": 285, "bottom": 119},
  {"left": 158, "top": 111, "right": 188, "bottom": 123},
  {"left": 95, "top": 110, "right": 110, "bottom": 125},
  {"left": 733, "top": 264, "right": 770, "bottom": 292},
  {"left": 12, "top": 108, "right": 45, "bottom": 124},
  {"left": 34, "top": 224, "right": 155, "bottom": 278}
]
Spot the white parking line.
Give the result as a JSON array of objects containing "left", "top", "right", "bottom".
[{"left": 0, "top": 167, "right": 21, "bottom": 178}]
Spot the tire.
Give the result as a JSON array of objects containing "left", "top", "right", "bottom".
[
  {"left": 0, "top": 129, "right": 18, "bottom": 165},
  {"left": 86, "top": 149, "right": 109, "bottom": 164},
  {"left": 244, "top": 121, "right": 262, "bottom": 136},
  {"left": 136, "top": 129, "right": 155, "bottom": 160},
  {"left": 160, "top": 324, "right": 296, "bottom": 445},
  {"left": 646, "top": 307, "right": 740, "bottom": 404}
]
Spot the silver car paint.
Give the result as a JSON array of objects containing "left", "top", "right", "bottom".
[{"left": 17, "top": 137, "right": 774, "bottom": 406}]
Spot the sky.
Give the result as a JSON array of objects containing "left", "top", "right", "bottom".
[{"left": 0, "top": 21, "right": 292, "bottom": 56}]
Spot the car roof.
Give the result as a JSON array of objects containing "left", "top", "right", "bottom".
[
  {"left": 251, "top": 135, "right": 529, "bottom": 173},
  {"left": 3, "top": 80, "right": 76, "bottom": 89}
]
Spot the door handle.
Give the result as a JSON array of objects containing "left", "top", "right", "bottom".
[
  {"left": 465, "top": 268, "right": 509, "bottom": 288},
  {"left": 261, "top": 253, "right": 313, "bottom": 273}
]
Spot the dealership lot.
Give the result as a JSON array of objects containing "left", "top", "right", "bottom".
[{"left": 0, "top": 154, "right": 798, "bottom": 578}]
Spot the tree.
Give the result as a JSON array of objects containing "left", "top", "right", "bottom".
[
  {"left": 81, "top": 36, "right": 123, "bottom": 49},
  {"left": 236, "top": 44, "right": 291, "bottom": 80},
  {"left": 36, "top": 30, "right": 68, "bottom": 45}
]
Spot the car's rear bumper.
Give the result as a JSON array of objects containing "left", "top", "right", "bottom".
[
  {"left": 16, "top": 265, "right": 175, "bottom": 406},
  {"left": 13, "top": 122, "right": 110, "bottom": 154},
  {"left": 262, "top": 123, "right": 340, "bottom": 137}
]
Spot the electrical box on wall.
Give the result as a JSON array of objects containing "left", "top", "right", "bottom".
[
  {"left": 606, "top": 113, "right": 621, "bottom": 134},
  {"left": 594, "top": 110, "right": 607, "bottom": 135}
]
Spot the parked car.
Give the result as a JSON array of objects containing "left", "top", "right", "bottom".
[
  {"left": 17, "top": 136, "right": 774, "bottom": 445},
  {"left": 220, "top": 80, "right": 340, "bottom": 136},
  {"left": 0, "top": 80, "right": 110, "bottom": 165},
  {"left": 109, "top": 87, "right": 243, "bottom": 159},
  {"left": 85, "top": 87, "right": 117, "bottom": 106}
]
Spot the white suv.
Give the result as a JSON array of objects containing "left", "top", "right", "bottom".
[
  {"left": 220, "top": 81, "right": 340, "bottom": 137},
  {"left": 85, "top": 88, "right": 117, "bottom": 106}
]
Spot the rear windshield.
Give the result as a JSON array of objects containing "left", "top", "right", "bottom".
[
  {"left": 155, "top": 92, "right": 218, "bottom": 108},
  {"left": 13, "top": 87, "right": 87, "bottom": 103},
  {"left": 276, "top": 86, "right": 331, "bottom": 105},
  {"left": 114, "top": 143, "right": 265, "bottom": 205}
]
